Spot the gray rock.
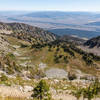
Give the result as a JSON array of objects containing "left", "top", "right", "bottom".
[{"left": 45, "top": 68, "right": 68, "bottom": 79}]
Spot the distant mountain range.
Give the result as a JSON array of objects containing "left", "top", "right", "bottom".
[
  {"left": 0, "top": 19, "right": 100, "bottom": 99},
  {"left": 0, "top": 11, "right": 100, "bottom": 38},
  {"left": 86, "top": 21, "right": 100, "bottom": 26},
  {"left": 49, "top": 28, "right": 100, "bottom": 39}
]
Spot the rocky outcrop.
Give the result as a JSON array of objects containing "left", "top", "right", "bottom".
[
  {"left": 0, "top": 34, "right": 11, "bottom": 54},
  {"left": 45, "top": 68, "right": 68, "bottom": 79},
  {"left": 0, "top": 22, "right": 57, "bottom": 43},
  {"left": 84, "top": 36, "right": 100, "bottom": 48}
]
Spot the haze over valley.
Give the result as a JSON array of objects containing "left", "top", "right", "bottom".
[
  {"left": 0, "top": 11, "right": 100, "bottom": 39},
  {"left": 0, "top": 0, "right": 100, "bottom": 100}
]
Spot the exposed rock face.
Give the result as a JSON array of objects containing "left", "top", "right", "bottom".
[
  {"left": 0, "top": 22, "right": 57, "bottom": 43},
  {"left": 45, "top": 68, "right": 68, "bottom": 79},
  {"left": 0, "top": 34, "right": 11, "bottom": 54},
  {"left": 84, "top": 36, "right": 100, "bottom": 48},
  {"left": 79, "top": 45, "right": 100, "bottom": 56},
  {"left": 60, "top": 35, "right": 86, "bottom": 45}
]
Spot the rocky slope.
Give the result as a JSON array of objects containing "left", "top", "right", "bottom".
[
  {"left": 60, "top": 35, "right": 86, "bottom": 45},
  {"left": 84, "top": 36, "right": 100, "bottom": 48},
  {"left": 0, "top": 22, "right": 56, "bottom": 43},
  {"left": 0, "top": 22, "right": 99, "bottom": 79},
  {"left": 0, "top": 22, "right": 100, "bottom": 100},
  {"left": 79, "top": 36, "right": 100, "bottom": 56},
  {"left": 0, "top": 34, "right": 11, "bottom": 54}
]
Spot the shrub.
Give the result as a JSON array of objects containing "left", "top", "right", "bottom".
[
  {"left": 68, "top": 72, "right": 77, "bottom": 80},
  {"left": 82, "top": 79, "right": 100, "bottom": 100},
  {"left": 13, "top": 62, "right": 22, "bottom": 72},
  {"left": 82, "top": 54, "right": 93, "bottom": 66},
  {"left": 72, "top": 79, "right": 100, "bottom": 100},
  {"left": 6, "top": 66, "right": 14, "bottom": 74},
  {"left": 0, "top": 73, "right": 8, "bottom": 81},
  {"left": 62, "top": 46, "right": 75, "bottom": 57},
  {"left": 7, "top": 53, "right": 15, "bottom": 59},
  {"left": 48, "top": 47, "right": 52, "bottom": 51},
  {"left": 20, "top": 43, "right": 28, "bottom": 48},
  {"left": 32, "top": 80, "right": 51, "bottom": 100},
  {"left": 63, "top": 56, "right": 69, "bottom": 63},
  {"left": 29, "top": 68, "right": 46, "bottom": 79},
  {"left": 54, "top": 56, "right": 59, "bottom": 63},
  {"left": 56, "top": 47, "right": 60, "bottom": 52},
  {"left": 72, "top": 88, "right": 83, "bottom": 100}
]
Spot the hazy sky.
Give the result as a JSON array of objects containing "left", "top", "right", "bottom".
[{"left": 0, "top": 0, "right": 100, "bottom": 12}]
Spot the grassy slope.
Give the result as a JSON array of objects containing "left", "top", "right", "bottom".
[{"left": 3, "top": 35, "right": 100, "bottom": 77}]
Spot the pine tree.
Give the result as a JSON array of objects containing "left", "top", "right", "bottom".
[{"left": 32, "top": 80, "right": 51, "bottom": 100}]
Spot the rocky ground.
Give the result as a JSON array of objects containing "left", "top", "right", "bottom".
[
  {"left": 45, "top": 68, "right": 68, "bottom": 79},
  {"left": 0, "top": 34, "right": 11, "bottom": 54},
  {"left": 79, "top": 45, "right": 100, "bottom": 56},
  {"left": 0, "top": 84, "right": 99, "bottom": 100},
  {"left": 0, "top": 23, "right": 99, "bottom": 100}
]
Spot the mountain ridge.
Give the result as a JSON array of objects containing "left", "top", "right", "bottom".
[
  {"left": 84, "top": 36, "right": 100, "bottom": 48},
  {"left": 0, "top": 22, "right": 57, "bottom": 43}
]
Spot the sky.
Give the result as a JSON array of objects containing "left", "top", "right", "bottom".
[{"left": 0, "top": 0, "right": 100, "bottom": 12}]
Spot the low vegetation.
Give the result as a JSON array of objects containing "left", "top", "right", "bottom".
[
  {"left": 31, "top": 80, "right": 51, "bottom": 100},
  {"left": 0, "top": 22, "right": 100, "bottom": 100},
  {"left": 72, "top": 79, "right": 100, "bottom": 100}
]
